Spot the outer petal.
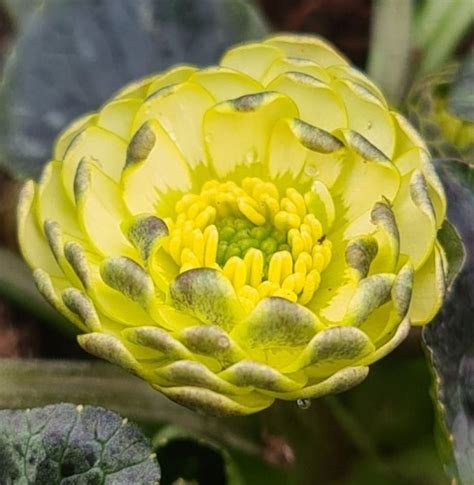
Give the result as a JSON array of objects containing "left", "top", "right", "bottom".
[
  {"left": 97, "top": 97, "right": 142, "bottom": 140},
  {"left": 170, "top": 268, "right": 245, "bottom": 332},
  {"left": 74, "top": 159, "right": 135, "bottom": 257},
  {"left": 17, "top": 181, "right": 62, "bottom": 277},
  {"left": 409, "top": 245, "right": 446, "bottom": 325},
  {"left": 392, "top": 170, "right": 437, "bottom": 269},
  {"left": 220, "top": 42, "right": 283, "bottom": 81},
  {"left": 61, "top": 126, "right": 128, "bottom": 203},
  {"left": 264, "top": 34, "right": 348, "bottom": 67},
  {"left": 189, "top": 67, "right": 263, "bottom": 102}
]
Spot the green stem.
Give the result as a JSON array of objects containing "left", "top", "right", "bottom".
[
  {"left": 0, "top": 358, "right": 261, "bottom": 456},
  {"left": 415, "top": 0, "right": 474, "bottom": 76},
  {"left": 324, "top": 396, "right": 394, "bottom": 477},
  {"left": 367, "top": 0, "right": 413, "bottom": 106}
]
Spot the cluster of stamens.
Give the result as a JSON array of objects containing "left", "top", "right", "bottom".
[{"left": 163, "top": 178, "right": 332, "bottom": 312}]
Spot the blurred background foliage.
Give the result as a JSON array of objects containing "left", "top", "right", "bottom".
[{"left": 0, "top": 1, "right": 472, "bottom": 484}]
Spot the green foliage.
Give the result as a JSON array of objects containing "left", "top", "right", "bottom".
[
  {"left": 0, "top": 403, "right": 161, "bottom": 484},
  {"left": 423, "top": 160, "right": 474, "bottom": 484},
  {"left": 0, "top": 0, "right": 268, "bottom": 179}
]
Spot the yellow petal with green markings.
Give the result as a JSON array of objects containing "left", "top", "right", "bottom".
[
  {"left": 145, "top": 65, "right": 198, "bottom": 97},
  {"left": 133, "top": 82, "right": 215, "bottom": 170},
  {"left": 37, "top": 161, "right": 82, "bottom": 238},
  {"left": 330, "top": 131, "right": 400, "bottom": 225},
  {"left": 17, "top": 181, "right": 63, "bottom": 276},
  {"left": 409, "top": 245, "right": 446, "bottom": 325},
  {"left": 220, "top": 42, "right": 283, "bottom": 81},
  {"left": 121, "top": 119, "right": 192, "bottom": 214},
  {"left": 261, "top": 57, "right": 331, "bottom": 86},
  {"left": 392, "top": 170, "right": 437, "bottom": 269},
  {"left": 53, "top": 113, "right": 98, "bottom": 160},
  {"left": 267, "top": 72, "right": 347, "bottom": 132},
  {"left": 265, "top": 35, "right": 348, "bottom": 67},
  {"left": 74, "top": 159, "right": 134, "bottom": 257},
  {"left": 267, "top": 117, "right": 343, "bottom": 184},
  {"left": 190, "top": 67, "right": 262, "bottom": 102},
  {"left": 327, "top": 65, "right": 386, "bottom": 105},
  {"left": 275, "top": 366, "right": 369, "bottom": 401},
  {"left": 204, "top": 92, "right": 298, "bottom": 178},
  {"left": 332, "top": 80, "right": 395, "bottom": 158},
  {"left": 62, "top": 126, "right": 127, "bottom": 203},
  {"left": 97, "top": 97, "right": 142, "bottom": 139}
]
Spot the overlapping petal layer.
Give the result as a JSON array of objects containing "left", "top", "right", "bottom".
[{"left": 19, "top": 35, "right": 447, "bottom": 415}]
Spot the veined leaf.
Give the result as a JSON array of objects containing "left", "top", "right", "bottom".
[
  {"left": 423, "top": 159, "right": 474, "bottom": 484},
  {"left": 0, "top": 403, "right": 161, "bottom": 484}
]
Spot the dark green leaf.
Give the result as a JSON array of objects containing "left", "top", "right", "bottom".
[
  {"left": 0, "top": 0, "right": 268, "bottom": 178},
  {"left": 437, "top": 220, "right": 466, "bottom": 290},
  {"left": 0, "top": 403, "right": 161, "bottom": 484},
  {"left": 448, "top": 49, "right": 474, "bottom": 123},
  {"left": 423, "top": 159, "right": 474, "bottom": 484}
]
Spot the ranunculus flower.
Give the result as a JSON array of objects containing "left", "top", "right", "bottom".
[{"left": 18, "top": 35, "right": 447, "bottom": 415}]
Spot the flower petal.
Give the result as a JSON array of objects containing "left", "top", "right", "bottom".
[
  {"left": 62, "top": 126, "right": 128, "bottom": 203},
  {"left": 282, "top": 326, "right": 375, "bottom": 377},
  {"left": 153, "top": 385, "right": 273, "bottom": 416},
  {"left": 275, "top": 366, "right": 369, "bottom": 400},
  {"left": 74, "top": 159, "right": 134, "bottom": 257},
  {"left": 37, "top": 161, "right": 82, "bottom": 238},
  {"left": 204, "top": 92, "right": 298, "bottom": 178},
  {"left": 409, "top": 245, "right": 446, "bottom": 325},
  {"left": 17, "top": 181, "right": 62, "bottom": 276},
  {"left": 267, "top": 117, "right": 343, "bottom": 183},
  {"left": 220, "top": 42, "right": 283, "bottom": 81},
  {"left": 121, "top": 119, "right": 192, "bottom": 215},
  {"left": 190, "top": 67, "right": 262, "bottom": 102},
  {"left": 97, "top": 97, "right": 142, "bottom": 140},
  {"left": 261, "top": 57, "right": 331, "bottom": 85},
  {"left": 332, "top": 80, "right": 395, "bottom": 158},
  {"left": 170, "top": 268, "right": 245, "bottom": 331},
  {"left": 264, "top": 35, "right": 348, "bottom": 67},
  {"left": 132, "top": 82, "right": 215, "bottom": 170},
  {"left": 392, "top": 170, "right": 437, "bottom": 269},
  {"left": 267, "top": 72, "right": 347, "bottom": 132}
]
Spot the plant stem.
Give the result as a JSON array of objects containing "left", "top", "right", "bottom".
[
  {"left": 324, "top": 395, "right": 395, "bottom": 477},
  {"left": 0, "top": 358, "right": 261, "bottom": 456},
  {"left": 367, "top": 0, "right": 413, "bottom": 106},
  {"left": 415, "top": 0, "right": 474, "bottom": 76}
]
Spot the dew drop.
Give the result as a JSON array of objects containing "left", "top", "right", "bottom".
[
  {"left": 296, "top": 398, "right": 311, "bottom": 410},
  {"left": 304, "top": 164, "right": 318, "bottom": 177},
  {"left": 367, "top": 121, "right": 372, "bottom": 129}
]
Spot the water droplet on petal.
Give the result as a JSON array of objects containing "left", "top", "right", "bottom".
[
  {"left": 304, "top": 164, "right": 318, "bottom": 177},
  {"left": 296, "top": 398, "right": 311, "bottom": 410}
]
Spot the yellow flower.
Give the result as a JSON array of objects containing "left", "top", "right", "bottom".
[{"left": 18, "top": 35, "right": 447, "bottom": 415}]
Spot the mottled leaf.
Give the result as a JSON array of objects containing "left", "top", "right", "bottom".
[
  {"left": 423, "top": 159, "right": 474, "bottom": 484},
  {"left": 0, "top": 0, "right": 268, "bottom": 178},
  {"left": 0, "top": 403, "right": 161, "bottom": 484}
]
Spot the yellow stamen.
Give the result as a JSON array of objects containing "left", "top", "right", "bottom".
[{"left": 163, "top": 177, "right": 333, "bottom": 309}]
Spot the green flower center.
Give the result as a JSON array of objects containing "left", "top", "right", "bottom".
[{"left": 163, "top": 177, "right": 333, "bottom": 311}]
